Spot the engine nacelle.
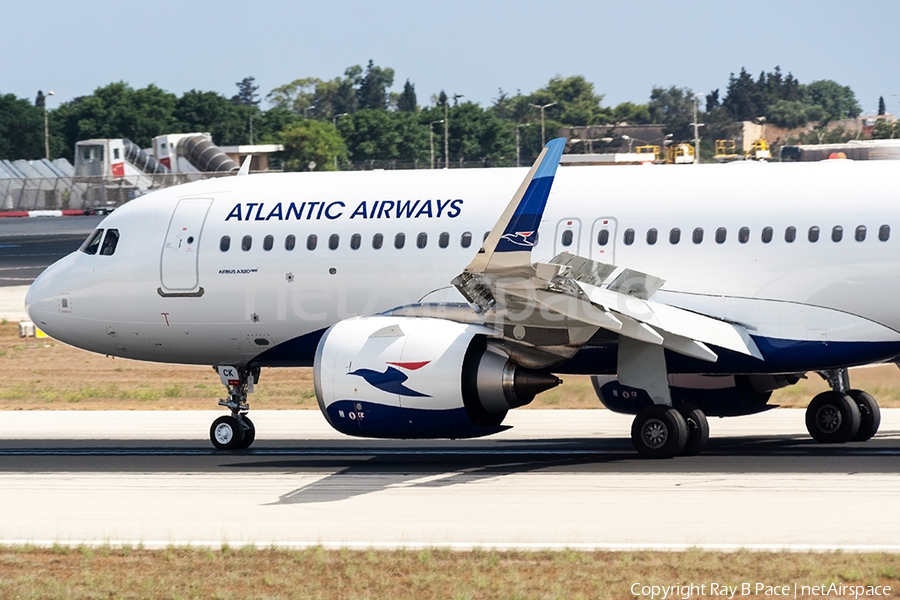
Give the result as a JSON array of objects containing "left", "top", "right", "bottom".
[
  {"left": 591, "top": 373, "right": 799, "bottom": 417},
  {"left": 314, "top": 316, "right": 561, "bottom": 438}
]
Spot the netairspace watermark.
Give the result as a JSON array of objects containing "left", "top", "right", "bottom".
[{"left": 631, "top": 582, "right": 892, "bottom": 599}]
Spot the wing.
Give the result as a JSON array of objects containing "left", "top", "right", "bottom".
[{"left": 449, "top": 138, "right": 762, "bottom": 370}]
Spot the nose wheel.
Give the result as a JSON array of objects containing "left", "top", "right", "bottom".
[{"left": 210, "top": 366, "right": 259, "bottom": 450}]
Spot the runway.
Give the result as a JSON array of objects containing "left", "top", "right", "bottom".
[
  {"left": 0, "top": 215, "right": 102, "bottom": 287},
  {"left": 2, "top": 408, "right": 899, "bottom": 551}
]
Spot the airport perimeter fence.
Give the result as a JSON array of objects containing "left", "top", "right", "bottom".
[
  {"left": 0, "top": 159, "right": 519, "bottom": 213},
  {"left": 0, "top": 172, "right": 235, "bottom": 213}
]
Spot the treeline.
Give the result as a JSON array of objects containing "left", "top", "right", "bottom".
[{"left": 0, "top": 63, "right": 868, "bottom": 170}]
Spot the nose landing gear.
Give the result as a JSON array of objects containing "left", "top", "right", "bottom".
[{"left": 210, "top": 365, "right": 258, "bottom": 450}]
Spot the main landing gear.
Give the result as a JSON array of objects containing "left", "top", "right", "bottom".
[
  {"left": 805, "top": 368, "right": 881, "bottom": 444},
  {"left": 630, "top": 402, "right": 710, "bottom": 459},
  {"left": 210, "top": 365, "right": 258, "bottom": 450}
]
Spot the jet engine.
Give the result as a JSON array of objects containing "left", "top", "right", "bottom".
[
  {"left": 591, "top": 373, "right": 800, "bottom": 417},
  {"left": 313, "top": 316, "right": 561, "bottom": 438}
]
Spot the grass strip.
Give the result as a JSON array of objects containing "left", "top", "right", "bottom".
[{"left": 0, "top": 546, "right": 899, "bottom": 599}]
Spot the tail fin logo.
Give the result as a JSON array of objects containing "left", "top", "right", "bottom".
[{"left": 499, "top": 231, "right": 536, "bottom": 247}]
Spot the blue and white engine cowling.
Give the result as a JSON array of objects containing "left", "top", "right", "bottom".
[{"left": 313, "top": 316, "right": 561, "bottom": 438}]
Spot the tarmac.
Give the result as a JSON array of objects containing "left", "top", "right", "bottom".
[{"left": 0, "top": 285, "right": 28, "bottom": 321}]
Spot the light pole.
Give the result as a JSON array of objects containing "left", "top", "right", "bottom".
[
  {"left": 43, "top": 90, "right": 54, "bottom": 159},
  {"left": 303, "top": 105, "right": 317, "bottom": 119},
  {"left": 430, "top": 120, "right": 444, "bottom": 169},
  {"left": 515, "top": 123, "right": 531, "bottom": 167},
  {"left": 691, "top": 94, "right": 704, "bottom": 164},
  {"left": 530, "top": 102, "right": 556, "bottom": 146},
  {"left": 444, "top": 93, "right": 465, "bottom": 169},
  {"left": 331, "top": 113, "right": 348, "bottom": 168}
]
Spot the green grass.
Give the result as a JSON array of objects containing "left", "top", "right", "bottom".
[{"left": 0, "top": 546, "right": 898, "bottom": 599}]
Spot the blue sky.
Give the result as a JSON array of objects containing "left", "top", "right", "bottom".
[{"left": 5, "top": 0, "right": 899, "bottom": 115}]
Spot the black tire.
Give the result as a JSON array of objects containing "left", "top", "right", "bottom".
[
  {"left": 676, "top": 402, "right": 709, "bottom": 457},
  {"left": 234, "top": 416, "right": 256, "bottom": 450},
  {"left": 847, "top": 389, "right": 880, "bottom": 442},
  {"left": 210, "top": 415, "right": 245, "bottom": 450},
  {"left": 805, "top": 391, "right": 861, "bottom": 443},
  {"left": 631, "top": 404, "right": 688, "bottom": 459}
]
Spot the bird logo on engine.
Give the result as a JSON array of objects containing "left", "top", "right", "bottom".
[{"left": 349, "top": 361, "right": 431, "bottom": 397}]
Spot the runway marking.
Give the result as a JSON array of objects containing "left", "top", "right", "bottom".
[
  {"left": 3, "top": 539, "right": 900, "bottom": 553},
  {"left": 0, "top": 446, "right": 899, "bottom": 457}
]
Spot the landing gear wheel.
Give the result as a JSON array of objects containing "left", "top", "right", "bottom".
[
  {"left": 847, "top": 389, "right": 880, "bottom": 442},
  {"left": 234, "top": 416, "right": 256, "bottom": 450},
  {"left": 210, "top": 415, "right": 245, "bottom": 450},
  {"left": 805, "top": 390, "right": 861, "bottom": 443},
  {"left": 631, "top": 405, "right": 688, "bottom": 459},
  {"left": 676, "top": 402, "right": 709, "bottom": 456}
]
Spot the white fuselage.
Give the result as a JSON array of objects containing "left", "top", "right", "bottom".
[{"left": 25, "top": 160, "right": 900, "bottom": 371}]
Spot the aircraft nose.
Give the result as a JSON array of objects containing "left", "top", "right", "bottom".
[{"left": 25, "top": 253, "right": 76, "bottom": 332}]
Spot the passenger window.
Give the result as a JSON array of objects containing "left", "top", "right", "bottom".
[
  {"left": 624, "top": 229, "right": 635, "bottom": 245},
  {"left": 242, "top": 235, "right": 252, "bottom": 251},
  {"left": 439, "top": 232, "right": 450, "bottom": 248},
  {"left": 80, "top": 229, "right": 103, "bottom": 255},
  {"left": 785, "top": 226, "right": 796, "bottom": 243},
  {"left": 738, "top": 227, "right": 749, "bottom": 244},
  {"left": 692, "top": 228, "right": 703, "bottom": 244},
  {"left": 417, "top": 232, "right": 427, "bottom": 248},
  {"left": 831, "top": 226, "right": 843, "bottom": 242},
  {"left": 715, "top": 227, "right": 727, "bottom": 244},
  {"left": 220, "top": 235, "right": 231, "bottom": 252},
  {"left": 483, "top": 231, "right": 490, "bottom": 242},
  {"left": 372, "top": 233, "right": 383, "bottom": 249},
  {"left": 461, "top": 232, "right": 472, "bottom": 248},
  {"left": 761, "top": 227, "right": 773, "bottom": 243},
  {"left": 350, "top": 233, "right": 361, "bottom": 250},
  {"left": 395, "top": 233, "right": 406, "bottom": 249},
  {"left": 808, "top": 226, "right": 820, "bottom": 243},
  {"left": 597, "top": 229, "right": 609, "bottom": 246},
  {"left": 306, "top": 234, "right": 317, "bottom": 250},
  {"left": 880, "top": 225, "right": 891, "bottom": 241},
  {"left": 669, "top": 228, "right": 681, "bottom": 244},
  {"left": 285, "top": 235, "right": 295, "bottom": 251},
  {"left": 646, "top": 228, "right": 658, "bottom": 245},
  {"left": 329, "top": 234, "right": 339, "bottom": 250},
  {"left": 263, "top": 235, "right": 274, "bottom": 251},
  {"left": 855, "top": 226, "right": 867, "bottom": 242},
  {"left": 561, "top": 230, "right": 573, "bottom": 247},
  {"left": 99, "top": 229, "right": 119, "bottom": 255}
]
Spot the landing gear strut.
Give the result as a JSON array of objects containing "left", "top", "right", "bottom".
[
  {"left": 210, "top": 365, "right": 258, "bottom": 450},
  {"left": 806, "top": 368, "right": 880, "bottom": 443}
]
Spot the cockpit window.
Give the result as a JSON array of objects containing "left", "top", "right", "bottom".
[
  {"left": 99, "top": 229, "right": 119, "bottom": 255},
  {"left": 80, "top": 229, "right": 103, "bottom": 255}
]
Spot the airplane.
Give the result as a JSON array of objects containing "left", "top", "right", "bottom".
[{"left": 24, "top": 138, "right": 900, "bottom": 458}]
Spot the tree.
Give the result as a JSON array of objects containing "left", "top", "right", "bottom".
[
  {"left": 356, "top": 60, "right": 394, "bottom": 111},
  {"left": 529, "top": 75, "right": 609, "bottom": 126},
  {"left": 648, "top": 86, "right": 695, "bottom": 141},
  {"left": 266, "top": 77, "right": 319, "bottom": 113},
  {"left": 397, "top": 79, "right": 417, "bottom": 112},
  {"left": 879, "top": 96, "right": 886, "bottom": 116},
  {"left": 339, "top": 108, "right": 406, "bottom": 162},
  {"left": 612, "top": 102, "right": 651, "bottom": 125},
  {"left": 802, "top": 80, "right": 860, "bottom": 122},
  {"left": 280, "top": 120, "right": 346, "bottom": 171},
  {"left": 232, "top": 76, "right": 260, "bottom": 107},
  {"left": 0, "top": 93, "right": 46, "bottom": 159},
  {"left": 51, "top": 82, "right": 178, "bottom": 157},
  {"left": 175, "top": 90, "right": 254, "bottom": 145}
]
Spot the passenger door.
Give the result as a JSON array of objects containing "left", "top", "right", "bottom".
[{"left": 159, "top": 197, "right": 212, "bottom": 295}]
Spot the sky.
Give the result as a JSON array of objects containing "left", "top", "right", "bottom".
[{"left": 4, "top": 0, "right": 900, "bottom": 115}]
